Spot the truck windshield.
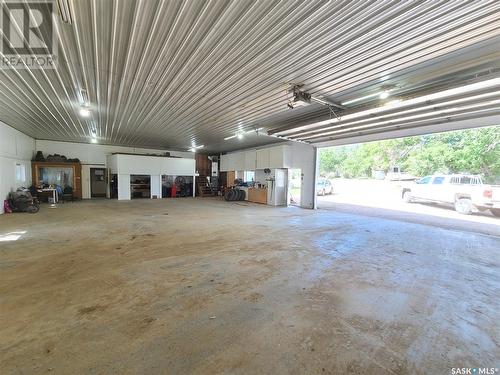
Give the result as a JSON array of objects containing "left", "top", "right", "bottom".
[{"left": 432, "top": 177, "right": 445, "bottom": 184}]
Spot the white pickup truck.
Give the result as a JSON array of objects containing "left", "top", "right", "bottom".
[{"left": 401, "top": 174, "right": 500, "bottom": 216}]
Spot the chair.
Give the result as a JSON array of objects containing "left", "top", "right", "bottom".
[{"left": 61, "top": 186, "right": 74, "bottom": 202}]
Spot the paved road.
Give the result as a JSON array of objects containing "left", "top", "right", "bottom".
[{"left": 318, "top": 178, "right": 500, "bottom": 236}]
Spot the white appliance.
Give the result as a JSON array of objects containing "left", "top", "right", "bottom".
[{"left": 267, "top": 169, "right": 287, "bottom": 206}]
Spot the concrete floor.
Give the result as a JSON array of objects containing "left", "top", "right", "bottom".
[{"left": 1, "top": 198, "right": 499, "bottom": 374}]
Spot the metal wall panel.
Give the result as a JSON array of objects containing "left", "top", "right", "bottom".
[{"left": 0, "top": 0, "right": 499, "bottom": 152}]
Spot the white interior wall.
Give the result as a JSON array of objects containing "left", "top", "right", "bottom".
[
  {"left": 115, "top": 154, "right": 195, "bottom": 175},
  {"left": 289, "top": 142, "right": 317, "bottom": 209},
  {"left": 36, "top": 140, "right": 194, "bottom": 199},
  {"left": 0, "top": 121, "right": 35, "bottom": 214},
  {"left": 35, "top": 140, "right": 194, "bottom": 164},
  {"left": 118, "top": 175, "right": 131, "bottom": 200},
  {"left": 110, "top": 154, "right": 196, "bottom": 200},
  {"left": 150, "top": 175, "right": 161, "bottom": 199}
]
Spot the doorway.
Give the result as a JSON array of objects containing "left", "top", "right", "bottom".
[
  {"left": 288, "top": 168, "right": 301, "bottom": 206},
  {"left": 90, "top": 168, "right": 107, "bottom": 197},
  {"left": 130, "top": 175, "right": 151, "bottom": 199},
  {"left": 109, "top": 174, "right": 118, "bottom": 199},
  {"left": 162, "top": 175, "right": 194, "bottom": 198}
]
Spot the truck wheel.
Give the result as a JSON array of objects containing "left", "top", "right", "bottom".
[
  {"left": 491, "top": 209, "right": 500, "bottom": 217},
  {"left": 403, "top": 191, "right": 413, "bottom": 203},
  {"left": 455, "top": 198, "right": 472, "bottom": 215}
]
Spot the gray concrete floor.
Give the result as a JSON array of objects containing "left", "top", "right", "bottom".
[{"left": 1, "top": 198, "right": 499, "bottom": 374}]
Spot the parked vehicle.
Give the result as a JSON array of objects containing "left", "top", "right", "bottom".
[
  {"left": 401, "top": 174, "right": 500, "bottom": 216},
  {"left": 316, "top": 178, "right": 333, "bottom": 196},
  {"left": 386, "top": 166, "right": 417, "bottom": 181}
]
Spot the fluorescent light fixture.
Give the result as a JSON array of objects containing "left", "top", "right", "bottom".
[
  {"left": 188, "top": 145, "right": 204, "bottom": 152},
  {"left": 80, "top": 89, "right": 89, "bottom": 105},
  {"left": 385, "top": 99, "right": 402, "bottom": 107},
  {"left": 79, "top": 108, "right": 90, "bottom": 117},
  {"left": 379, "top": 91, "right": 390, "bottom": 99},
  {"left": 57, "top": 0, "right": 73, "bottom": 24},
  {"left": 341, "top": 92, "right": 381, "bottom": 105},
  {"left": 224, "top": 127, "right": 263, "bottom": 141}
]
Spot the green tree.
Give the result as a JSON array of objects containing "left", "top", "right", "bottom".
[{"left": 319, "top": 126, "right": 500, "bottom": 181}]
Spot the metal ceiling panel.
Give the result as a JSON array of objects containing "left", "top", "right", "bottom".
[{"left": 0, "top": 0, "right": 499, "bottom": 152}]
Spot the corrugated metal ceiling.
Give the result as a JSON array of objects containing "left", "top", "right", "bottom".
[{"left": 0, "top": 0, "right": 499, "bottom": 152}]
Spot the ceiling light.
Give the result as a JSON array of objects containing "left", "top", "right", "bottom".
[
  {"left": 79, "top": 108, "right": 90, "bottom": 117},
  {"left": 342, "top": 85, "right": 396, "bottom": 106},
  {"left": 188, "top": 145, "right": 204, "bottom": 152},
  {"left": 379, "top": 91, "right": 390, "bottom": 99},
  {"left": 341, "top": 92, "right": 380, "bottom": 105},
  {"left": 224, "top": 128, "right": 264, "bottom": 141},
  {"left": 80, "top": 89, "right": 89, "bottom": 105},
  {"left": 385, "top": 99, "right": 402, "bottom": 107},
  {"left": 57, "top": 0, "right": 73, "bottom": 24}
]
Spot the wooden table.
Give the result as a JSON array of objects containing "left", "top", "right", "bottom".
[{"left": 38, "top": 188, "right": 58, "bottom": 204}]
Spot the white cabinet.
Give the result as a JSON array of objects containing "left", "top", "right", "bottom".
[
  {"left": 233, "top": 152, "right": 245, "bottom": 171},
  {"left": 244, "top": 151, "right": 256, "bottom": 170},
  {"left": 220, "top": 152, "right": 245, "bottom": 171},
  {"left": 256, "top": 145, "right": 290, "bottom": 169},
  {"left": 220, "top": 154, "right": 229, "bottom": 171},
  {"left": 222, "top": 145, "right": 291, "bottom": 171},
  {"left": 274, "top": 145, "right": 291, "bottom": 168},
  {"left": 256, "top": 149, "right": 269, "bottom": 169}
]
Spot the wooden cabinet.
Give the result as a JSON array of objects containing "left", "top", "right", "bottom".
[
  {"left": 248, "top": 187, "right": 267, "bottom": 204},
  {"left": 31, "top": 161, "right": 82, "bottom": 199}
]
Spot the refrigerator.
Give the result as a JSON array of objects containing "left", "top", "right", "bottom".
[{"left": 267, "top": 169, "right": 288, "bottom": 206}]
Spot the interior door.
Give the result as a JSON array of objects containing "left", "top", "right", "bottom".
[{"left": 90, "top": 168, "right": 107, "bottom": 197}]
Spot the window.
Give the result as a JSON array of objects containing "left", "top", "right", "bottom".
[
  {"left": 461, "top": 176, "right": 472, "bottom": 184},
  {"left": 244, "top": 171, "right": 255, "bottom": 182},
  {"left": 15, "top": 163, "right": 26, "bottom": 185},
  {"left": 432, "top": 177, "right": 445, "bottom": 184},
  {"left": 418, "top": 176, "right": 431, "bottom": 184}
]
